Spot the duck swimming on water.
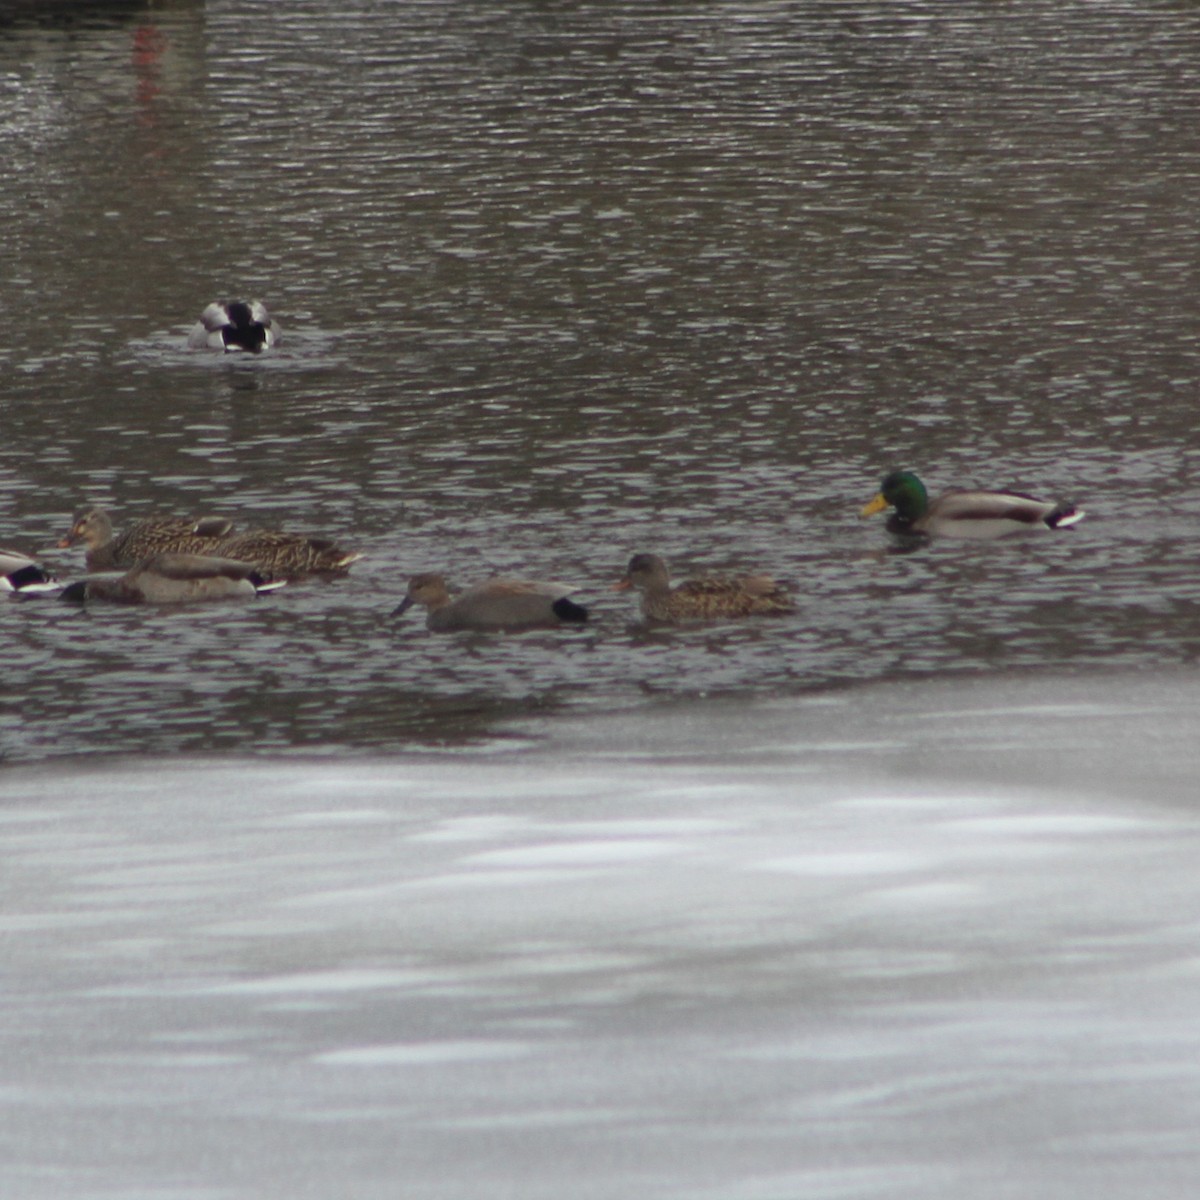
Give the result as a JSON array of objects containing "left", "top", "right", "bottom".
[
  {"left": 615, "top": 553, "right": 794, "bottom": 622},
  {"left": 392, "top": 573, "right": 589, "bottom": 633},
  {"left": 861, "top": 470, "right": 1085, "bottom": 539},
  {"left": 59, "top": 508, "right": 235, "bottom": 572},
  {"left": 59, "top": 553, "right": 284, "bottom": 605},
  {"left": 59, "top": 507, "right": 361, "bottom": 581},
  {"left": 187, "top": 300, "right": 279, "bottom": 353}
]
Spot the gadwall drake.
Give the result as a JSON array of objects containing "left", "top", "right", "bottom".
[
  {"left": 187, "top": 300, "right": 279, "bottom": 353},
  {"left": 59, "top": 507, "right": 360, "bottom": 580},
  {"left": 392, "top": 573, "right": 589, "bottom": 632},
  {"left": 1, "top": 549, "right": 60, "bottom": 594},
  {"left": 58, "top": 508, "right": 235, "bottom": 572},
  {"left": 59, "top": 553, "right": 284, "bottom": 605},
  {"left": 615, "top": 553, "right": 794, "bottom": 622},
  {"left": 861, "top": 470, "right": 1085, "bottom": 539}
]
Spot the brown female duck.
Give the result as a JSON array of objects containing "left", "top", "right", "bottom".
[
  {"left": 58, "top": 508, "right": 235, "bottom": 571},
  {"left": 59, "top": 506, "right": 360, "bottom": 580},
  {"left": 615, "top": 553, "right": 794, "bottom": 622},
  {"left": 214, "top": 530, "right": 361, "bottom": 581}
]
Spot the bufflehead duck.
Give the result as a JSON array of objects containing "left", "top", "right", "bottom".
[{"left": 187, "top": 300, "right": 279, "bottom": 352}]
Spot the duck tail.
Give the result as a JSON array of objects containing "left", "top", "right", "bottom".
[
  {"left": 4, "top": 564, "right": 59, "bottom": 593},
  {"left": 1046, "top": 504, "right": 1085, "bottom": 529},
  {"left": 551, "top": 597, "right": 589, "bottom": 624}
]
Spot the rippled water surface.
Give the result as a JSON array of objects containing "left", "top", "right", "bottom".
[{"left": 4, "top": 0, "right": 1200, "bottom": 760}]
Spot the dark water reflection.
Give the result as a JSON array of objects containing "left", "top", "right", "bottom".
[{"left": 4, "top": 1, "right": 1200, "bottom": 761}]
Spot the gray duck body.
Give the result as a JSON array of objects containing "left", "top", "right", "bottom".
[
  {"left": 393, "top": 573, "right": 589, "bottom": 632},
  {"left": 59, "top": 553, "right": 283, "bottom": 605}
]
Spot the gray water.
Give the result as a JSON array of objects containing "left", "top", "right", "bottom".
[
  {"left": 5, "top": 0, "right": 1200, "bottom": 758},
  {"left": 4, "top": 1, "right": 1200, "bottom": 1196}
]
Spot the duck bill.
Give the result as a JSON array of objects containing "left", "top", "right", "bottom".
[
  {"left": 612, "top": 578, "right": 632, "bottom": 592},
  {"left": 860, "top": 493, "right": 889, "bottom": 519},
  {"left": 56, "top": 534, "right": 77, "bottom": 549},
  {"left": 391, "top": 596, "right": 414, "bottom": 617}
]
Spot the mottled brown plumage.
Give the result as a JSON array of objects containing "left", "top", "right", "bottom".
[
  {"left": 58, "top": 508, "right": 234, "bottom": 571},
  {"left": 615, "top": 553, "right": 794, "bottom": 622},
  {"left": 58, "top": 507, "right": 361, "bottom": 580},
  {"left": 215, "top": 530, "right": 361, "bottom": 581}
]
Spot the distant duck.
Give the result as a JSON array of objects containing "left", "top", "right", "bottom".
[
  {"left": 615, "top": 553, "right": 795, "bottom": 622},
  {"left": 58, "top": 507, "right": 361, "bottom": 580},
  {"left": 1, "top": 549, "right": 60, "bottom": 594},
  {"left": 392, "top": 573, "right": 589, "bottom": 632},
  {"left": 861, "top": 470, "right": 1085, "bottom": 538},
  {"left": 58, "top": 508, "right": 235, "bottom": 572},
  {"left": 187, "top": 300, "right": 278, "bottom": 353},
  {"left": 59, "top": 553, "right": 284, "bottom": 605}
]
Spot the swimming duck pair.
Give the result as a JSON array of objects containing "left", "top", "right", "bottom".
[
  {"left": 32, "top": 506, "right": 358, "bottom": 605},
  {"left": 390, "top": 555, "right": 794, "bottom": 632}
]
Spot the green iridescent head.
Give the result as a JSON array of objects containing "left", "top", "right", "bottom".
[{"left": 861, "top": 471, "right": 929, "bottom": 523}]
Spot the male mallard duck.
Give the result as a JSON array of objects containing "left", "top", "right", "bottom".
[
  {"left": 1, "top": 549, "right": 60, "bottom": 594},
  {"left": 392, "top": 573, "right": 589, "bottom": 632},
  {"left": 59, "top": 553, "right": 284, "bottom": 605},
  {"left": 58, "top": 508, "right": 235, "bottom": 572},
  {"left": 615, "top": 553, "right": 794, "bottom": 622},
  {"left": 214, "top": 530, "right": 362, "bottom": 581},
  {"left": 860, "top": 470, "right": 1085, "bottom": 539},
  {"left": 187, "top": 300, "right": 279, "bottom": 353}
]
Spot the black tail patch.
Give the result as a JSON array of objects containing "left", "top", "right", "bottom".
[
  {"left": 7, "top": 564, "right": 52, "bottom": 590},
  {"left": 552, "top": 597, "right": 589, "bottom": 624}
]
